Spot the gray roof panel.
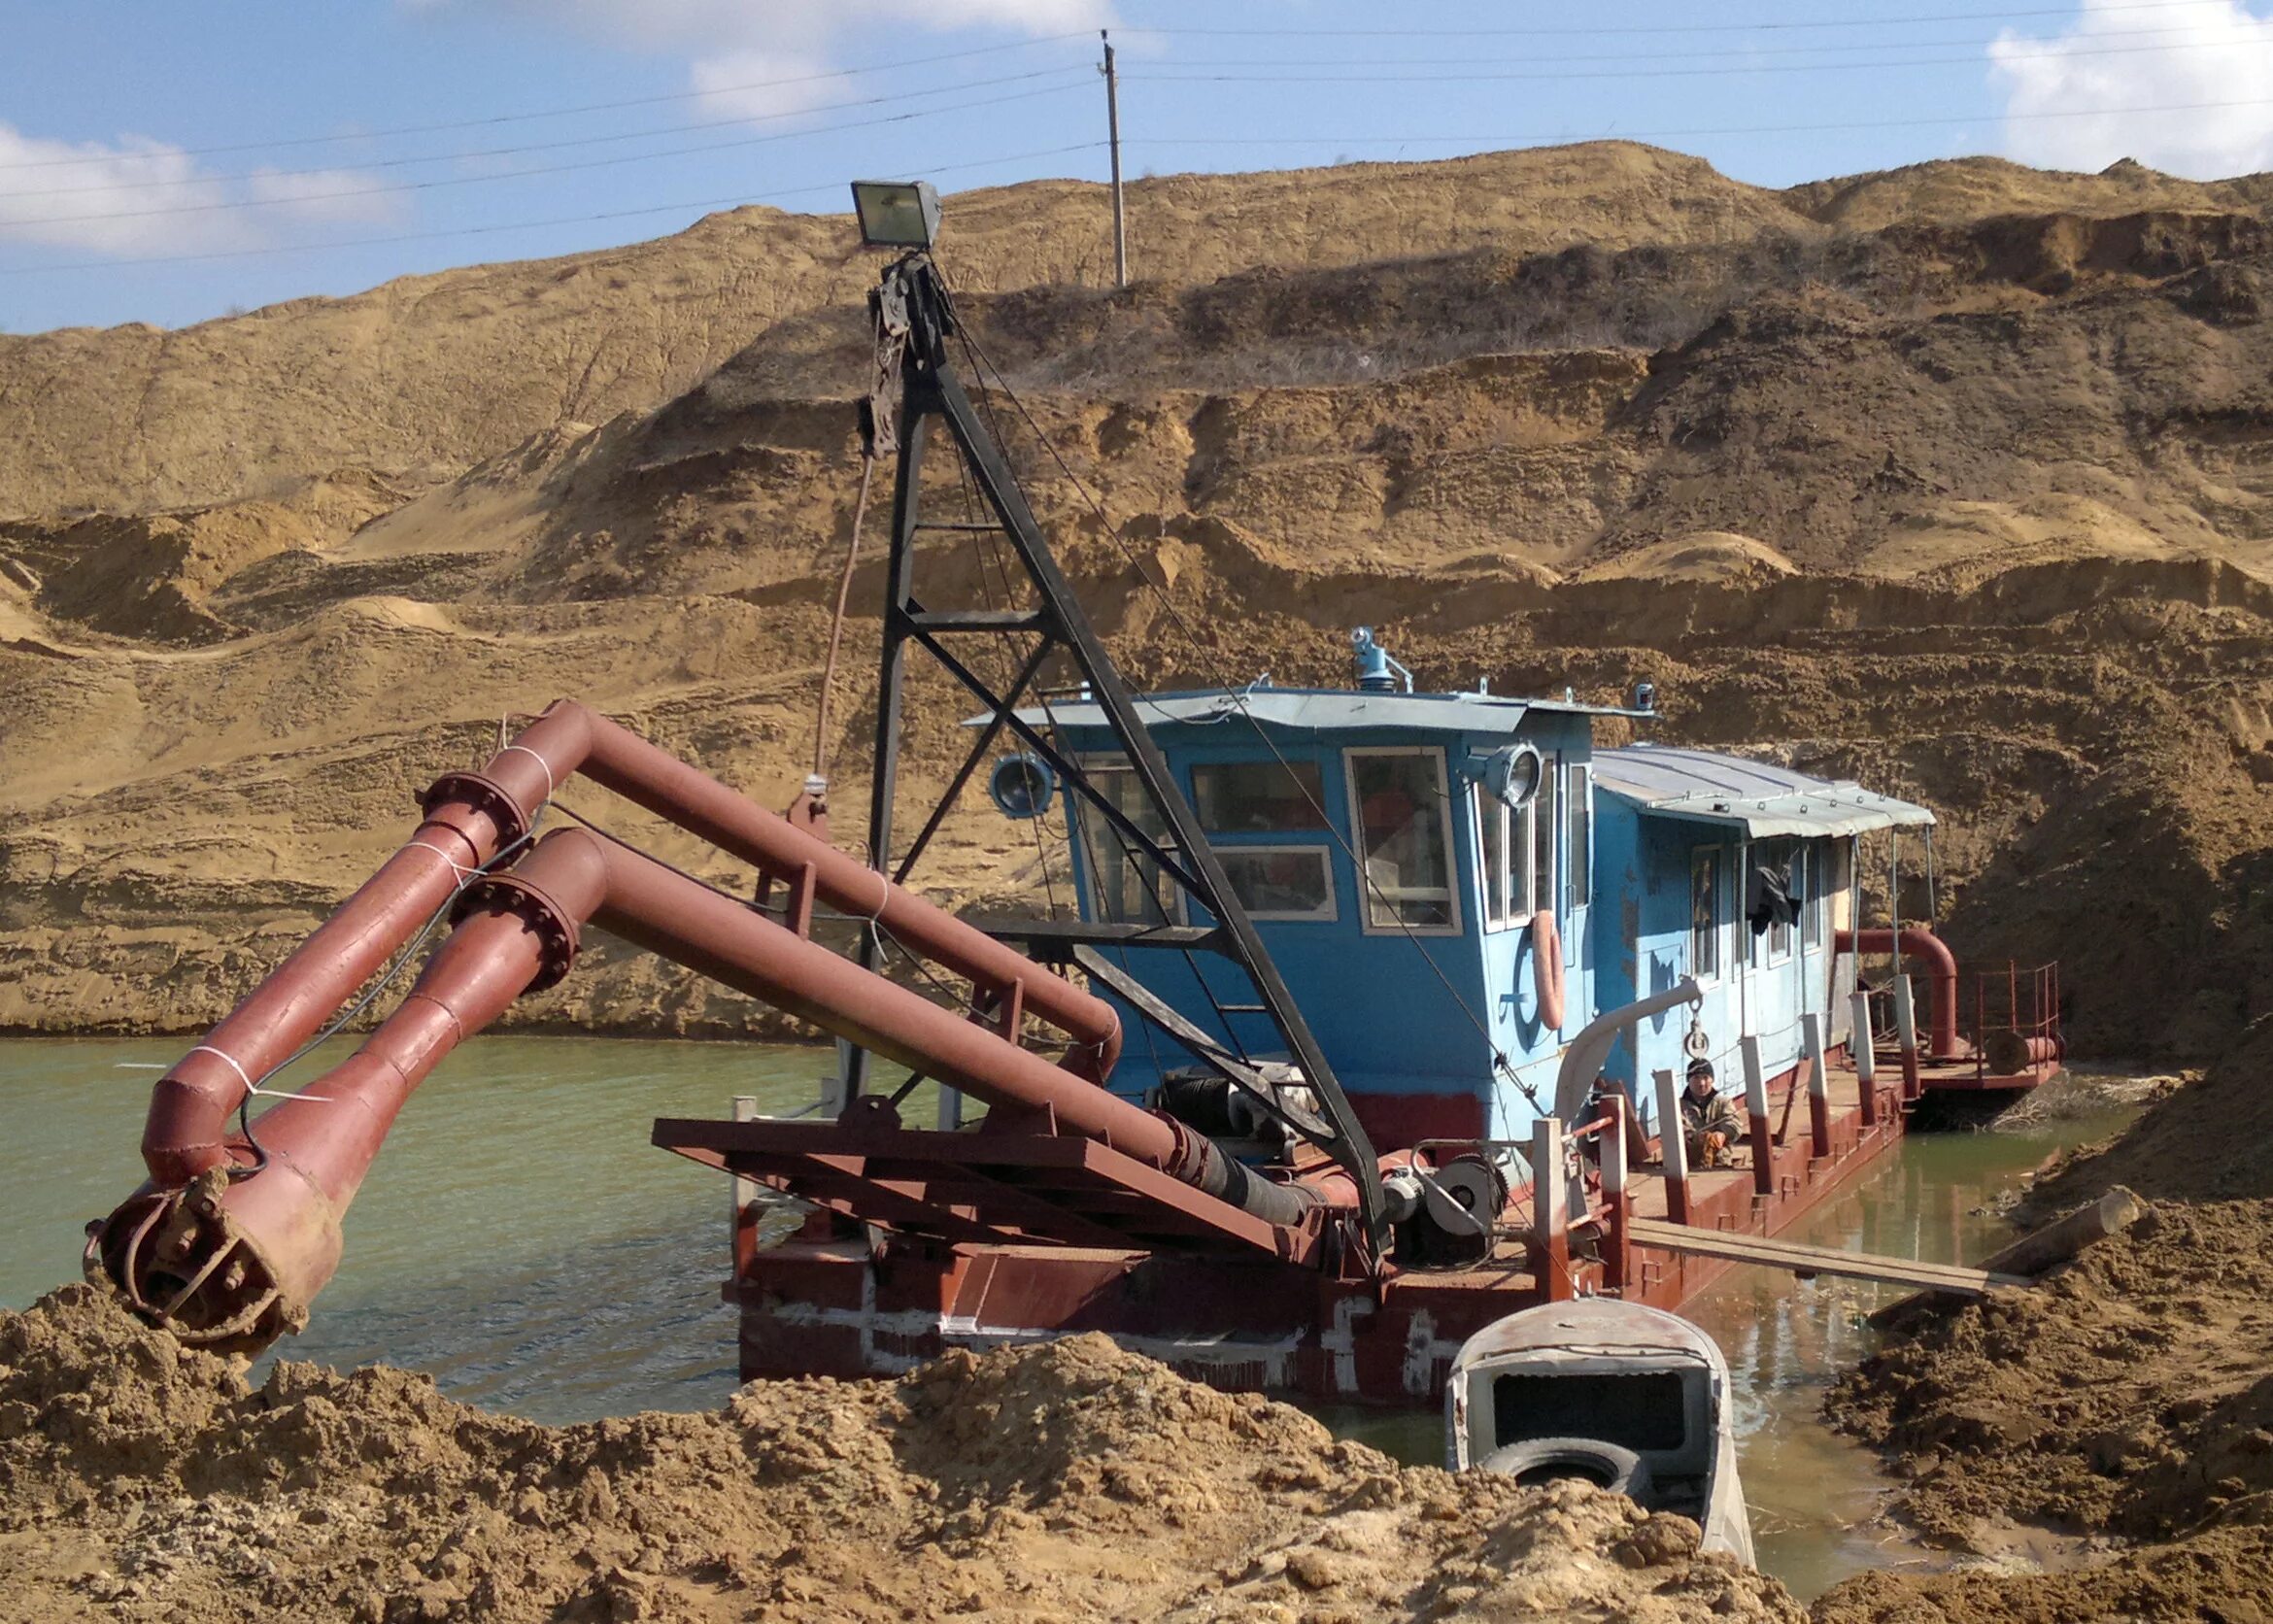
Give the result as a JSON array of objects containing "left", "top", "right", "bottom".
[{"left": 1593, "top": 745, "right": 1934, "bottom": 837}]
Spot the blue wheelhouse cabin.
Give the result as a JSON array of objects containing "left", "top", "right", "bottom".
[
  {"left": 1588, "top": 746, "right": 1934, "bottom": 1114},
  {"left": 985, "top": 653, "right": 1934, "bottom": 1154}
]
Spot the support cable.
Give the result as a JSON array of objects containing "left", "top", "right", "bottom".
[
  {"left": 935, "top": 269, "right": 1543, "bottom": 1110},
  {"left": 812, "top": 457, "right": 878, "bottom": 781}
]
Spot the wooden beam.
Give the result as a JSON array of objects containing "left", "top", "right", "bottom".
[{"left": 1628, "top": 1216, "right": 2030, "bottom": 1297}]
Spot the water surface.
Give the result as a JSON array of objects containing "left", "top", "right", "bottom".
[
  {"left": 1316, "top": 1109, "right": 2129, "bottom": 1598},
  {"left": 0, "top": 1037, "right": 2121, "bottom": 1595},
  {"left": 0, "top": 1035, "right": 834, "bottom": 1419}
]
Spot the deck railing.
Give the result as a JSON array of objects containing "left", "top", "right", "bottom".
[{"left": 1969, "top": 961, "right": 2064, "bottom": 1082}]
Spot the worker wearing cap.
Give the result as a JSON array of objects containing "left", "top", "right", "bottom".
[{"left": 1680, "top": 1058, "right": 1740, "bottom": 1168}]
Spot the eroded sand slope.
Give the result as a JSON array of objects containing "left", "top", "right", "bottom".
[
  {"left": 1819, "top": 1023, "right": 2273, "bottom": 1622},
  {"left": 4, "top": 145, "right": 2273, "bottom": 1062}
]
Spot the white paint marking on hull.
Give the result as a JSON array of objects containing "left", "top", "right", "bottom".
[{"left": 755, "top": 1293, "right": 1306, "bottom": 1385}]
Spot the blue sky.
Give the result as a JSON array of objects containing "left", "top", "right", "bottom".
[{"left": 3, "top": 0, "right": 2270, "bottom": 334}]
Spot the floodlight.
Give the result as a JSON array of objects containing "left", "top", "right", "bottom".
[
  {"left": 851, "top": 180, "right": 941, "bottom": 250},
  {"left": 1476, "top": 743, "right": 1544, "bottom": 810}
]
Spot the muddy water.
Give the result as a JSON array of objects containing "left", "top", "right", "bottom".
[
  {"left": 1319, "top": 1106, "right": 2136, "bottom": 1598},
  {"left": 1, "top": 1037, "right": 2124, "bottom": 1596},
  {"left": 0, "top": 1035, "right": 839, "bottom": 1418}
]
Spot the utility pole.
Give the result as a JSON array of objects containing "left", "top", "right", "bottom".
[{"left": 1101, "top": 29, "right": 1128, "bottom": 288}]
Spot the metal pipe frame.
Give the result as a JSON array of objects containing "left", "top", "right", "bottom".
[
  {"left": 99, "top": 824, "right": 1339, "bottom": 1350},
  {"left": 1836, "top": 925, "right": 1963, "bottom": 1059},
  {"left": 134, "top": 698, "right": 1126, "bottom": 1192}
]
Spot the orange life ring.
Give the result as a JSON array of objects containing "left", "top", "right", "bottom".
[{"left": 1531, "top": 910, "right": 1567, "bottom": 1031}]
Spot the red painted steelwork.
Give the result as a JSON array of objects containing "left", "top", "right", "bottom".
[
  {"left": 101, "top": 818, "right": 1323, "bottom": 1349},
  {"left": 95, "top": 842, "right": 598, "bottom": 1348},
  {"left": 695, "top": 1051, "right": 1912, "bottom": 1407},
  {"left": 1343, "top": 1092, "right": 1487, "bottom": 1153},
  {"left": 1838, "top": 927, "right": 1962, "bottom": 1059},
  {"left": 137, "top": 789, "right": 526, "bottom": 1187},
  {"left": 570, "top": 831, "right": 1171, "bottom": 1159},
  {"left": 137, "top": 699, "right": 1122, "bottom": 1197},
  {"left": 490, "top": 701, "right": 1121, "bottom": 1079}
]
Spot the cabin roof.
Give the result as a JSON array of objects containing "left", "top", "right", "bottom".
[
  {"left": 993, "top": 685, "right": 1638, "bottom": 735},
  {"left": 1593, "top": 745, "right": 1935, "bottom": 837}
]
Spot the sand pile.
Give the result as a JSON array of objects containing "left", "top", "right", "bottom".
[
  {"left": 4, "top": 180, "right": 2273, "bottom": 1054},
  {"left": 1812, "top": 1526, "right": 2273, "bottom": 1624},
  {"left": 1815, "top": 1050, "right": 2273, "bottom": 1622},
  {"left": 7, "top": 150, "right": 2273, "bottom": 1062},
  {"left": 20, "top": 143, "right": 2247, "bottom": 521},
  {"left": 0, "top": 1285, "right": 1798, "bottom": 1624},
  {"left": 1828, "top": 1201, "right": 2273, "bottom": 1544},
  {"left": 2023, "top": 1015, "right": 2273, "bottom": 1211}
]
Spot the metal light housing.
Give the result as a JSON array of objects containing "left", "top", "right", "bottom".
[
  {"left": 1469, "top": 742, "right": 1544, "bottom": 810},
  {"left": 851, "top": 180, "right": 941, "bottom": 250}
]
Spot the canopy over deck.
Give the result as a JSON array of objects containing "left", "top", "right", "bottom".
[
  {"left": 991, "top": 685, "right": 1642, "bottom": 735},
  {"left": 1593, "top": 745, "right": 1935, "bottom": 838}
]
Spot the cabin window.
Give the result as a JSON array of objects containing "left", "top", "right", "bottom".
[
  {"left": 1192, "top": 759, "right": 1330, "bottom": 834},
  {"left": 1532, "top": 758, "right": 1558, "bottom": 919},
  {"left": 1829, "top": 838, "right": 1856, "bottom": 940},
  {"left": 1344, "top": 747, "right": 1460, "bottom": 933},
  {"left": 1690, "top": 847, "right": 1722, "bottom": 981},
  {"left": 1801, "top": 843, "right": 1824, "bottom": 951},
  {"left": 1474, "top": 785, "right": 1542, "bottom": 930},
  {"left": 1214, "top": 845, "right": 1337, "bottom": 921},
  {"left": 1074, "top": 757, "right": 1182, "bottom": 926},
  {"left": 1476, "top": 788, "right": 1512, "bottom": 930},
  {"left": 1565, "top": 762, "right": 1592, "bottom": 912}
]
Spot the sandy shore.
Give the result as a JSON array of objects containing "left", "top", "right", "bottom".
[
  {"left": 1817, "top": 1021, "right": 2273, "bottom": 1621},
  {"left": 1, "top": 1289, "right": 1798, "bottom": 1624}
]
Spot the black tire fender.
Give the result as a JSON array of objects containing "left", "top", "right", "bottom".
[{"left": 1478, "top": 1437, "right": 1653, "bottom": 1500}]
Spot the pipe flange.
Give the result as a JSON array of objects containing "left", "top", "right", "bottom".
[
  {"left": 423, "top": 768, "right": 533, "bottom": 848},
  {"left": 453, "top": 871, "right": 582, "bottom": 992}
]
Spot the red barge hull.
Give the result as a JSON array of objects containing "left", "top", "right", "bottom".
[{"left": 660, "top": 1047, "right": 2048, "bottom": 1408}]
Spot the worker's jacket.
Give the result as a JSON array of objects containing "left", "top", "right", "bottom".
[{"left": 1679, "top": 1085, "right": 1740, "bottom": 1147}]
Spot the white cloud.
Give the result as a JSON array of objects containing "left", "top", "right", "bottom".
[
  {"left": 433, "top": 0, "right": 1112, "bottom": 124},
  {"left": 688, "top": 47, "right": 846, "bottom": 123},
  {"left": 244, "top": 167, "right": 411, "bottom": 226},
  {"left": 0, "top": 124, "right": 403, "bottom": 256},
  {"left": 1989, "top": 0, "right": 2273, "bottom": 178}
]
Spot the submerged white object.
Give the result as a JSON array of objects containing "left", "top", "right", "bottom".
[{"left": 1445, "top": 1298, "right": 1754, "bottom": 1566}]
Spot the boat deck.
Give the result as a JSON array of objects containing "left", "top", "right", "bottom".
[{"left": 672, "top": 1043, "right": 2047, "bottom": 1406}]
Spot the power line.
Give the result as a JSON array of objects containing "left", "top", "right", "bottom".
[
  {"left": 1155, "top": 22, "right": 2268, "bottom": 70},
  {"left": 1115, "top": 0, "right": 2251, "bottom": 38},
  {"left": 1118, "top": 94, "right": 2273, "bottom": 150},
  {"left": 22, "top": 21, "right": 2225, "bottom": 205},
  {"left": 0, "top": 1, "right": 2233, "bottom": 184},
  {"left": 0, "top": 33, "right": 1098, "bottom": 172},
  {"left": 0, "top": 66, "right": 1095, "bottom": 201},
  {"left": 2, "top": 82, "right": 1095, "bottom": 229},
  {"left": 1132, "top": 35, "right": 2273, "bottom": 85},
  {"left": 0, "top": 3, "right": 2225, "bottom": 181},
  {"left": 0, "top": 142, "right": 1107, "bottom": 276}
]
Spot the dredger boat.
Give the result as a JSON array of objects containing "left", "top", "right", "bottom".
[{"left": 87, "top": 182, "right": 2064, "bottom": 1408}]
